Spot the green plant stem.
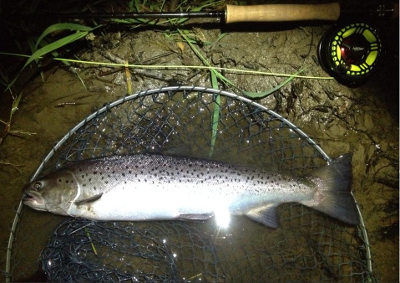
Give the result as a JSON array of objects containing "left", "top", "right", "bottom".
[
  {"left": 243, "top": 69, "right": 304, "bottom": 98},
  {"left": 177, "top": 29, "right": 234, "bottom": 86},
  {"left": 0, "top": 52, "right": 333, "bottom": 80},
  {"left": 209, "top": 69, "right": 220, "bottom": 158}
]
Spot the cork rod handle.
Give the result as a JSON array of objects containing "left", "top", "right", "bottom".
[{"left": 225, "top": 2, "right": 340, "bottom": 23}]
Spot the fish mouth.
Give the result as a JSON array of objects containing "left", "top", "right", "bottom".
[{"left": 23, "top": 190, "right": 45, "bottom": 209}]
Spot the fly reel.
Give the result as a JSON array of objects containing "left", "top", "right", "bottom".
[{"left": 318, "top": 22, "right": 383, "bottom": 86}]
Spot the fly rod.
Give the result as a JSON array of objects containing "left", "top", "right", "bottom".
[{"left": 52, "top": 2, "right": 341, "bottom": 23}]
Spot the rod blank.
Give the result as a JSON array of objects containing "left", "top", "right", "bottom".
[{"left": 51, "top": 2, "right": 340, "bottom": 23}]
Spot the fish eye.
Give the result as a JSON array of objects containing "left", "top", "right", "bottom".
[{"left": 33, "top": 182, "right": 42, "bottom": 190}]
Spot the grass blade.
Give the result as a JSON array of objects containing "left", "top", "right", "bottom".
[
  {"left": 35, "top": 23, "right": 93, "bottom": 50},
  {"left": 25, "top": 31, "right": 89, "bottom": 69},
  {"left": 4, "top": 23, "right": 97, "bottom": 93},
  {"left": 5, "top": 30, "right": 91, "bottom": 92},
  {"left": 209, "top": 70, "right": 220, "bottom": 157},
  {"left": 243, "top": 69, "right": 303, "bottom": 98},
  {"left": 10, "top": 92, "right": 22, "bottom": 120},
  {"left": 177, "top": 29, "right": 235, "bottom": 87}
]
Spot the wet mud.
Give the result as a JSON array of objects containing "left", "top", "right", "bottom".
[{"left": 0, "top": 10, "right": 398, "bottom": 283}]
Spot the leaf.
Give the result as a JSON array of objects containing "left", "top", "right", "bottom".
[
  {"left": 209, "top": 69, "right": 220, "bottom": 157},
  {"left": 10, "top": 92, "right": 22, "bottom": 121},
  {"left": 128, "top": 0, "right": 135, "bottom": 12},
  {"left": 243, "top": 69, "right": 303, "bottom": 98},
  {"left": 5, "top": 29, "right": 93, "bottom": 93},
  {"left": 177, "top": 29, "right": 235, "bottom": 87},
  {"left": 192, "top": 0, "right": 224, "bottom": 12},
  {"left": 24, "top": 31, "right": 89, "bottom": 70},
  {"left": 35, "top": 23, "right": 93, "bottom": 50}
]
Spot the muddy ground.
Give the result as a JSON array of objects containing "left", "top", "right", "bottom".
[{"left": 0, "top": 11, "right": 398, "bottom": 283}]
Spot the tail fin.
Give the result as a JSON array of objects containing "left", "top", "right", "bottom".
[{"left": 301, "top": 154, "right": 359, "bottom": 225}]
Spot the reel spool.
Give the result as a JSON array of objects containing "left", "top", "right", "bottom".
[{"left": 318, "top": 22, "right": 383, "bottom": 86}]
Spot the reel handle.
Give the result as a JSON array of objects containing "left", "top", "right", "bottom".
[{"left": 225, "top": 2, "right": 340, "bottom": 23}]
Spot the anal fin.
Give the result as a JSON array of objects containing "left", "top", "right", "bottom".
[{"left": 246, "top": 204, "right": 280, "bottom": 228}]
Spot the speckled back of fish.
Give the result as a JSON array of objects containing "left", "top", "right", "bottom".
[{"left": 24, "top": 153, "right": 360, "bottom": 228}]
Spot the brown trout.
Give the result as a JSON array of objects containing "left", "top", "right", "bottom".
[{"left": 23, "top": 153, "right": 359, "bottom": 228}]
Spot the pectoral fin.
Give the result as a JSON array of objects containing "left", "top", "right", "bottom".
[
  {"left": 246, "top": 204, "right": 280, "bottom": 228},
  {"left": 74, "top": 193, "right": 103, "bottom": 206}
]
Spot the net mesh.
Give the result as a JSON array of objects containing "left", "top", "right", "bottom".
[{"left": 8, "top": 86, "right": 374, "bottom": 282}]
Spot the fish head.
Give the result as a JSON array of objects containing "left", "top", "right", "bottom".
[{"left": 23, "top": 170, "right": 78, "bottom": 215}]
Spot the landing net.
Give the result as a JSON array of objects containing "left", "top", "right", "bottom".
[{"left": 6, "top": 86, "right": 374, "bottom": 282}]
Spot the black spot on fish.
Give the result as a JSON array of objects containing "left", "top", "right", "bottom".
[
  {"left": 105, "top": 181, "right": 108, "bottom": 184},
  {"left": 93, "top": 171, "right": 97, "bottom": 175},
  {"left": 89, "top": 178, "right": 92, "bottom": 182},
  {"left": 58, "top": 179, "right": 61, "bottom": 183},
  {"left": 122, "top": 173, "right": 125, "bottom": 177},
  {"left": 128, "top": 170, "right": 132, "bottom": 174},
  {"left": 65, "top": 180, "right": 69, "bottom": 183},
  {"left": 81, "top": 175, "right": 84, "bottom": 178}
]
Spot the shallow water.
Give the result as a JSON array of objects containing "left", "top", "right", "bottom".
[{"left": 0, "top": 16, "right": 398, "bottom": 283}]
